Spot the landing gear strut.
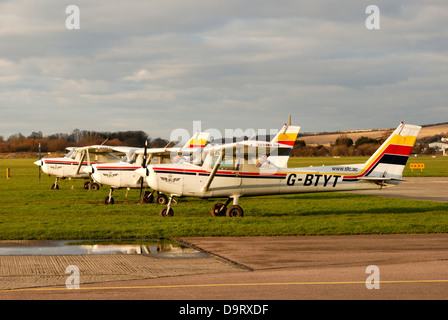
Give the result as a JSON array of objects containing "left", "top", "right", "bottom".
[
  {"left": 159, "top": 195, "right": 177, "bottom": 217},
  {"left": 104, "top": 187, "right": 115, "bottom": 205},
  {"left": 51, "top": 177, "right": 59, "bottom": 190}
]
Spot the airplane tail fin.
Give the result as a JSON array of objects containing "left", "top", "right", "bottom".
[
  {"left": 261, "top": 124, "right": 300, "bottom": 168},
  {"left": 354, "top": 122, "right": 421, "bottom": 181},
  {"left": 175, "top": 131, "right": 210, "bottom": 164},
  {"left": 181, "top": 131, "right": 209, "bottom": 150}
]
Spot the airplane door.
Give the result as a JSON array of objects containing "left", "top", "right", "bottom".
[{"left": 210, "top": 155, "right": 241, "bottom": 197}]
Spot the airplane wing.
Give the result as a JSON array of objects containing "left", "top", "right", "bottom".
[
  {"left": 75, "top": 145, "right": 129, "bottom": 154},
  {"left": 73, "top": 145, "right": 129, "bottom": 174},
  {"left": 130, "top": 132, "right": 211, "bottom": 165},
  {"left": 109, "top": 146, "right": 138, "bottom": 154},
  {"left": 201, "top": 124, "right": 300, "bottom": 192},
  {"left": 205, "top": 140, "right": 294, "bottom": 159}
]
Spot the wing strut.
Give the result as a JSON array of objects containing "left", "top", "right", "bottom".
[
  {"left": 201, "top": 153, "right": 222, "bottom": 193},
  {"left": 75, "top": 152, "right": 86, "bottom": 175}
]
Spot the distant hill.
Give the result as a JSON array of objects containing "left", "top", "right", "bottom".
[{"left": 299, "top": 122, "right": 448, "bottom": 146}]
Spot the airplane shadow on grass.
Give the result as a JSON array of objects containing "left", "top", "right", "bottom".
[{"left": 234, "top": 192, "right": 448, "bottom": 217}]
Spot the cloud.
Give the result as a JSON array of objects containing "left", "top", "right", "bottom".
[{"left": 0, "top": 0, "right": 447, "bottom": 139}]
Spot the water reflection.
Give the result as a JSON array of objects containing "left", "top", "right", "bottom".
[{"left": 0, "top": 239, "right": 205, "bottom": 258}]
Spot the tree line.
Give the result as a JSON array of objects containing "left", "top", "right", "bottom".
[
  {"left": 0, "top": 129, "right": 446, "bottom": 157},
  {"left": 0, "top": 129, "right": 169, "bottom": 153},
  {"left": 291, "top": 131, "right": 447, "bottom": 157}
]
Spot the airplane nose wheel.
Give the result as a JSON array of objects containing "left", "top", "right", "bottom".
[
  {"left": 159, "top": 195, "right": 176, "bottom": 217},
  {"left": 51, "top": 178, "right": 60, "bottom": 190},
  {"left": 104, "top": 187, "right": 115, "bottom": 205},
  {"left": 143, "top": 191, "right": 154, "bottom": 203}
]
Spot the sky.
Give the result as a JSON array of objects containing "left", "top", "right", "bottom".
[{"left": 0, "top": 0, "right": 447, "bottom": 141}]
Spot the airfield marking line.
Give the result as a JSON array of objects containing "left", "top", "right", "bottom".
[{"left": 2, "top": 279, "right": 448, "bottom": 293}]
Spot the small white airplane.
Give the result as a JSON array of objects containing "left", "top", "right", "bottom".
[
  {"left": 84, "top": 131, "right": 210, "bottom": 205},
  {"left": 137, "top": 122, "right": 421, "bottom": 217},
  {"left": 136, "top": 123, "right": 301, "bottom": 216},
  {"left": 34, "top": 145, "right": 130, "bottom": 190}
]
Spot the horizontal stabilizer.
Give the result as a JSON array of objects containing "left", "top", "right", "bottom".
[{"left": 359, "top": 177, "right": 406, "bottom": 183}]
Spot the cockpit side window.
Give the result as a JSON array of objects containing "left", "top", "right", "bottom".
[{"left": 64, "top": 149, "right": 76, "bottom": 159}]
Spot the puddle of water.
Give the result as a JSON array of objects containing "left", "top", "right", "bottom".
[{"left": 0, "top": 239, "right": 206, "bottom": 258}]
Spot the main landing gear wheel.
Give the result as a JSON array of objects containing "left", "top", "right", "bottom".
[
  {"left": 210, "top": 203, "right": 227, "bottom": 217},
  {"left": 226, "top": 205, "right": 244, "bottom": 217},
  {"left": 90, "top": 183, "right": 100, "bottom": 190},
  {"left": 156, "top": 194, "right": 168, "bottom": 205},
  {"left": 83, "top": 181, "right": 100, "bottom": 190}
]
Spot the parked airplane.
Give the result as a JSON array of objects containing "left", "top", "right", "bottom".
[
  {"left": 34, "top": 145, "right": 130, "bottom": 190},
  {"left": 136, "top": 123, "right": 301, "bottom": 216},
  {"left": 84, "top": 131, "right": 210, "bottom": 205},
  {"left": 137, "top": 122, "right": 421, "bottom": 217}
]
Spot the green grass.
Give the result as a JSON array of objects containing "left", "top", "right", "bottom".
[{"left": 0, "top": 158, "right": 447, "bottom": 240}]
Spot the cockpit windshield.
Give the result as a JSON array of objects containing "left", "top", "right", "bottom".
[
  {"left": 121, "top": 149, "right": 137, "bottom": 164},
  {"left": 64, "top": 149, "right": 76, "bottom": 160}
]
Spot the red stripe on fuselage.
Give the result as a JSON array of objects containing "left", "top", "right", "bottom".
[{"left": 152, "top": 167, "right": 287, "bottom": 178}]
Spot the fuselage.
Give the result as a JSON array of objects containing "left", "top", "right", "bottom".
[
  {"left": 144, "top": 162, "right": 393, "bottom": 199},
  {"left": 35, "top": 148, "right": 121, "bottom": 179},
  {"left": 36, "top": 157, "right": 94, "bottom": 179},
  {"left": 90, "top": 162, "right": 148, "bottom": 189}
]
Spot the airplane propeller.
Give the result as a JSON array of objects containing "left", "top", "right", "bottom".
[
  {"left": 36, "top": 143, "right": 46, "bottom": 182},
  {"left": 38, "top": 143, "right": 42, "bottom": 182},
  {"left": 139, "top": 140, "right": 148, "bottom": 201}
]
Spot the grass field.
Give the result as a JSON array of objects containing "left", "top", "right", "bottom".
[{"left": 0, "top": 157, "right": 447, "bottom": 240}]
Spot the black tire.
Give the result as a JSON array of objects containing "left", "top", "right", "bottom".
[
  {"left": 211, "top": 203, "right": 227, "bottom": 217},
  {"left": 90, "top": 183, "right": 100, "bottom": 191},
  {"left": 156, "top": 194, "right": 168, "bottom": 205},
  {"left": 83, "top": 181, "right": 90, "bottom": 190},
  {"left": 226, "top": 205, "right": 244, "bottom": 217},
  {"left": 104, "top": 196, "right": 114, "bottom": 205},
  {"left": 51, "top": 184, "right": 59, "bottom": 190},
  {"left": 143, "top": 191, "right": 154, "bottom": 203},
  {"left": 159, "top": 206, "right": 174, "bottom": 217}
]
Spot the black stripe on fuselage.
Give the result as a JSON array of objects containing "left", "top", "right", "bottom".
[{"left": 154, "top": 169, "right": 286, "bottom": 179}]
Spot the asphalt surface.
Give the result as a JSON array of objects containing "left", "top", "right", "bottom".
[
  {"left": 348, "top": 177, "right": 448, "bottom": 202},
  {"left": 0, "top": 177, "right": 447, "bottom": 301},
  {"left": 2, "top": 234, "right": 448, "bottom": 300}
]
